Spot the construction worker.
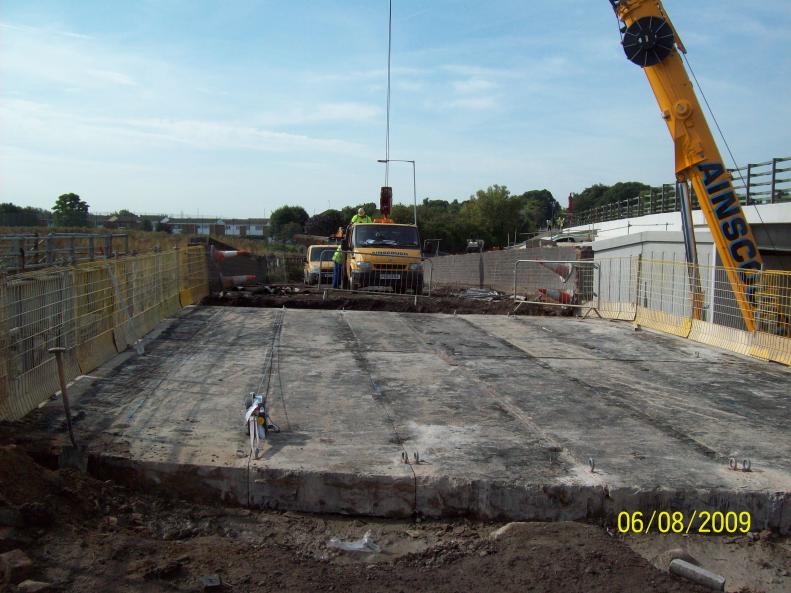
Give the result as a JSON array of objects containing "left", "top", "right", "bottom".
[
  {"left": 351, "top": 207, "right": 372, "bottom": 224},
  {"left": 331, "top": 244, "right": 344, "bottom": 289}
]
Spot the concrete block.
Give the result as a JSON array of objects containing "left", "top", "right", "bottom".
[
  {"left": 0, "top": 548, "right": 33, "bottom": 584},
  {"left": 669, "top": 558, "right": 725, "bottom": 591},
  {"left": 202, "top": 574, "right": 222, "bottom": 591},
  {"left": 489, "top": 522, "right": 532, "bottom": 540},
  {"left": 17, "top": 580, "right": 53, "bottom": 593}
]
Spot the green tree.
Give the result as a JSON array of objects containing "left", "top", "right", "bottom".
[
  {"left": 0, "top": 203, "right": 51, "bottom": 226},
  {"left": 513, "top": 189, "right": 560, "bottom": 232},
  {"left": 277, "top": 221, "right": 304, "bottom": 242},
  {"left": 389, "top": 204, "right": 413, "bottom": 224},
  {"left": 304, "top": 209, "right": 345, "bottom": 236},
  {"left": 52, "top": 193, "right": 89, "bottom": 227},
  {"left": 269, "top": 205, "right": 309, "bottom": 240},
  {"left": 141, "top": 219, "right": 153, "bottom": 231},
  {"left": 461, "top": 185, "right": 526, "bottom": 247},
  {"left": 573, "top": 182, "right": 651, "bottom": 213},
  {"left": 341, "top": 202, "right": 378, "bottom": 223}
]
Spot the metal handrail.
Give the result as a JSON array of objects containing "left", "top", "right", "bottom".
[{"left": 572, "top": 154, "right": 791, "bottom": 226}]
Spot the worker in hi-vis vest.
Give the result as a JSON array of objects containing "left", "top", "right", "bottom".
[
  {"left": 332, "top": 244, "right": 345, "bottom": 289},
  {"left": 351, "top": 207, "right": 372, "bottom": 224}
]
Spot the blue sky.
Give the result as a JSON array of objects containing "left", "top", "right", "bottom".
[{"left": 1, "top": 0, "right": 789, "bottom": 218}]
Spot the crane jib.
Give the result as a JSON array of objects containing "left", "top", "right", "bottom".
[{"left": 696, "top": 161, "right": 761, "bottom": 305}]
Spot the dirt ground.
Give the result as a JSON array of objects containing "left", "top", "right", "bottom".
[
  {"left": 2, "top": 444, "right": 788, "bottom": 593},
  {"left": 201, "top": 286, "right": 567, "bottom": 316}
]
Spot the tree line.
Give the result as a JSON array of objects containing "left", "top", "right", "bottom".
[
  {"left": 1, "top": 193, "right": 90, "bottom": 228},
  {"left": 3, "top": 180, "right": 652, "bottom": 253},
  {"left": 268, "top": 180, "right": 654, "bottom": 252},
  {"left": 273, "top": 186, "right": 564, "bottom": 253}
]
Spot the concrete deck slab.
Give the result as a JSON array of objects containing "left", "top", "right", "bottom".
[{"left": 26, "top": 306, "right": 791, "bottom": 532}]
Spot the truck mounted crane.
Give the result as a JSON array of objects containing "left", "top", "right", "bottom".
[{"left": 609, "top": 0, "right": 763, "bottom": 331}]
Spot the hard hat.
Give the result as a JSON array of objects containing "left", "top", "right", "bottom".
[{"left": 358, "top": 208, "right": 366, "bottom": 216}]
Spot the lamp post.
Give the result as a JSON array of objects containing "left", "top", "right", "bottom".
[{"left": 377, "top": 159, "right": 417, "bottom": 225}]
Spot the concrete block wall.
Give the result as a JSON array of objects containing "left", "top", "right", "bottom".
[{"left": 428, "top": 246, "right": 588, "bottom": 294}]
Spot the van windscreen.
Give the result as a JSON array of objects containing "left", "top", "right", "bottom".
[
  {"left": 353, "top": 226, "right": 419, "bottom": 248},
  {"left": 310, "top": 247, "right": 337, "bottom": 261}
]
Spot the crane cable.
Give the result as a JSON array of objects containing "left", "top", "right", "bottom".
[
  {"left": 681, "top": 52, "right": 777, "bottom": 253},
  {"left": 385, "top": 0, "right": 392, "bottom": 186}
]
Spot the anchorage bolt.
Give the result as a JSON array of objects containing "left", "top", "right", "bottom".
[{"left": 729, "top": 457, "right": 752, "bottom": 472}]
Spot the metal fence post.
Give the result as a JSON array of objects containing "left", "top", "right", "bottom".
[
  {"left": 88, "top": 236, "right": 95, "bottom": 261},
  {"left": 746, "top": 163, "right": 754, "bottom": 204},
  {"left": 513, "top": 260, "right": 519, "bottom": 301},
  {"left": 771, "top": 158, "right": 778, "bottom": 204},
  {"left": 596, "top": 262, "right": 601, "bottom": 310},
  {"left": 318, "top": 249, "right": 333, "bottom": 290},
  {"left": 426, "top": 259, "right": 433, "bottom": 297},
  {"left": 124, "top": 234, "right": 130, "bottom": 255},
  {"left": 13, "top": 238, "right": 22, "bottom": 270},
  {"left": 479, "top": 248, "right": 484, "bottom": 289},
  {"left": 69, "top": 236, "right": 76, "bottom": 265},
  {"left": 46, "top": 233, "right": 54, "bottom": 264},
  {"left": 635, "top": 254, "right": 643, "bottom": 311},
  {"left": 104, "top": 235, "right": 112, "bottom": 259}
]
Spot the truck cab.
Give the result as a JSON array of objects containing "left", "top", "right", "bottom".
[
  {"left": 303, "top": 244, "right": 338, "bottom": 285},
  {"left": 342, "top": 222, "right": 423, "bottom": 294}
]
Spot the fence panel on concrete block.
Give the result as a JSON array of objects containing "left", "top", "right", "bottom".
[
  {"left": 0, "top": 246, "right": 209, "bottom": 421},
  {"left": 513, "top": 259, "right": 597, "bottom": 309},
  {"left": 179, "top": 246, "right": 209, "bottom": 305},
  {"left": 635, "top": 259, "right": 694, "bottom": 337},
  {"left": 0, "top": 268, "right": 81, "bottom": 420},
  {"left": 262, "top": 253, "right": 303, "bottom": 285},
  {"left": 596, "top": 257, "right": 638, "bottom": 320},
  {"left": 687, "top": 264, "right": 754, "bottom": 355},
  {"left": 751, "top": 270, "right": 791, "bottom": 364},
  {"left": 73, "top": 264, "right": 116, "bottom": 372}
]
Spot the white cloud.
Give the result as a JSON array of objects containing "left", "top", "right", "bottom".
[
  {"left": 449, "top": 96, "right": 497, "bottom": 111},
  {"left": 453, "top": 78, "right": 496, "bottom": 94},
  {"left": 0, "top": 20, "right": 138, "bottom": 89},
  {"left": 442, "top": 64, "right": 519, "bottom": 79},
  {"left": 0, "top": 21, "right": 93, "bottom": 40},
  {"left": 0, "top": 99, "right": 367, "bottom": 156},
  {"left": 246, "top": 101, "right": 381, "bottom": 127}
]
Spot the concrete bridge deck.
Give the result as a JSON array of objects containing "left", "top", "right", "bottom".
[{"left": 25, "top": 306, "right": 791, "bottom": 532}]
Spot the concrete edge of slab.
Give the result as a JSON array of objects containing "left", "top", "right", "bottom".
[{"left": 87, "top": 453, "right": 791, "bottom": 534}]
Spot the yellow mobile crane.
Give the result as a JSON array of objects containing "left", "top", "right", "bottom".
[{"left": 609, "top": 0, "right": 763, "bottom": 331}]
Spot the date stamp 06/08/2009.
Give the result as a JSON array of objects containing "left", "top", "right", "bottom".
[{"left": 616, "top": 511, "right": 752, "bottom": 535}]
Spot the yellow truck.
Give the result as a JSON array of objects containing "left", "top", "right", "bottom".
[
  {"left": 341, "top": 222, "right": 424, "bottom": 294},
  {"left": 303, "top": 244, "right": 338, "bottom": 285}
]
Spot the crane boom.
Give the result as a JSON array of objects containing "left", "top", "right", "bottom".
[{"left": 609, "top": 0, "right": 763, "bottom": 331}]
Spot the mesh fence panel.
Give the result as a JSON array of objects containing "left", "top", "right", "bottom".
[
  {"left": 0, "top": 246, "right": 208, "bottom": 420},
  {"left": 425, "top": 250, "right": 791, "bottom": 366}
]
